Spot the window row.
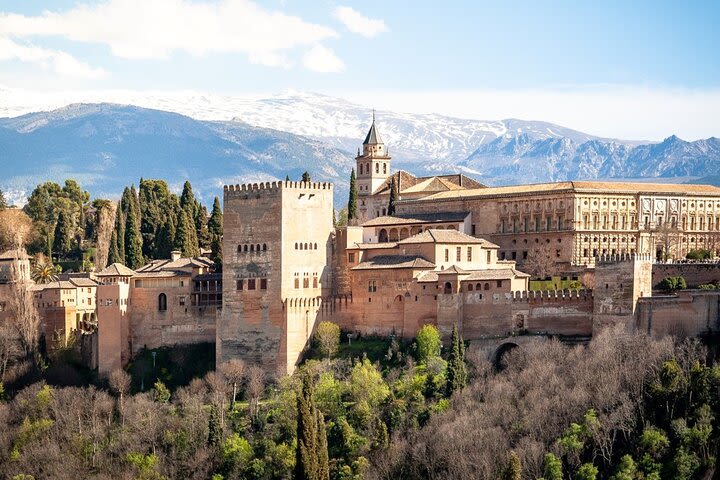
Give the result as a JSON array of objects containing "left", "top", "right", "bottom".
[
  {"left": 236, "top": 278, "right": 268, "bottom": 291},
  {"left": 294, "top": 273, "right": 319, "bottom": 289},
  {"left": 238, "top": 243, "right": 268, "bottom": 253},
  {"left": 358, "top": 162, "right": 387, "bottom": 176},
  {"left": 295, "top": 242, "right": 319, "bottom": 250},
  {"left": 500, "top": 216, "right": 566, "bottom": 233}
]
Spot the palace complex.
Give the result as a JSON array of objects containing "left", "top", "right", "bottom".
[{"left": 2, "top": 116, "right": 720, "bottom": 377}]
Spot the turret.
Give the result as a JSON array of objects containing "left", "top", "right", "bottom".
[{"left": 356, "top": 111, "right": 391, "bottom": 196}]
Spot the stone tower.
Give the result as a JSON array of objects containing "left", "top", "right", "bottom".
[
  {"left": 593, "top": 253, "right": 653, "bottom": 332},
  {"left": 218, "top": 180, "right": 334, "bottom": 375},
  {"left": 356, "top": 111, "right": 391, "bottom": 197}
]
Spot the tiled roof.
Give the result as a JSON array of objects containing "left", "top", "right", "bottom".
[
  {"left": 133, "top": 270, "right": 192, "bottom": 278},
  {"left": 363, "top": 211, "right": 470, "bottom": 227},
  {"left": 437, "top": 265, "right": 468, "bottom": 275},
  {"left": 398, "top": 229, "right": 499, "bottom": 247},
  {"left": 417, "top": 268, "right": 529, "bottom": 283},
  {"left": 363, "top": 120, "right": 383, "bottom": 145},
  {"left": 404, "top": 181, "right": 720, "bottom": 203},
  {"left": 68, "top": 277, "right": 100, "bottom": 287},
  {"left": 353, "top": 255, "right": 436, "bottom": 270},
  {"left": 372, "top": 171, "right": 485, "bottom": 196},
  {"left": 136, "top": 256, "right": 214, "bottom": 273},
  {"left": 96, "top": 263, "right": 136, "bottom": 277},
  {"left": 351, "top": 242, "right": 399, "bottom": 249},
  {"left": 193, "top": 273, "right": 223, "bottom": 281}
]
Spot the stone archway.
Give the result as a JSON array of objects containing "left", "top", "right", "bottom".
[{"left": 379, "top": 229, "right": 388, "bottom": 242}]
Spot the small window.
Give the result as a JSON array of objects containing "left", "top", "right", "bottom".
[
  {"left": 484, "top": 283, "right": 490, "bottom": 291},
  {"left": 467, "top": 247, "right": 472, "bottom": 262},
  {"left": 158, "top": 293, "right": 167, "bottom": 311},
  {"left": 496, "top": 280, "right": 502, "bottom": 288},
  {"left": 179, "top": 296, "right": 186, "bottom": 306},
  {"left": 445, "top": 249, "right": 449, "bottom": 262},
  {"left": 262, "top": 244, "right": 267, "bottom": 251},
  {"left": 260, "top": 279, "right": 267, "bottom": 290},
  {"left": 248, "top": 279, "right": 256, "bottom": 290},
  {"left": 468, "top": 284, "right": 474, "bottom": 291},
  {"left": 294, "top": 278, "right": 299, "bottom": 289},
  {"left": 348, "top": 252, "right": 355, "bottom": 263},
  {"left": 456, "top": 247, "right": 461, "bottom": 262},
  {"left": 236, "top": 279, "right": 244, "bottom": 290}
]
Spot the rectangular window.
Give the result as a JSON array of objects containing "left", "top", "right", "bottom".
[
  {"left": 348, "top": 252, "right": 355, "bottom": 263},
  {"left": 294, "top": 278, "right": 299, "bottom": 289},
  {"left": 511, "top": 251, "right": 517, "bottom": 260},
  {"left": 467, "top": 247, "right": 472, "bottom": 262},
  {"left": 471, "top": 224, "right": 476, "bottom": 235},
  {"left": 456, "top": 247, "right": 461, "bottom": 262},
  {"left": 236, "top": 279, "right": 243, "bottom": 290},
  {"left": 487, "top": 251, "right": 491, "bottom": 263},
  {"left": 445, "top": 249, "right": 449, "bottom": 262},
  {"left": 248, "top": 279, "right": 256, "bottom": 290},
  {"left": 312, "top": 277, "right": 318, "bottom": 288},
  {"left": 179, "top": 296, "right": 186, "bottom": 306},
  {"left": 260, "top": 279, "right": 267, "bottom": 290},
  {"left": 496, "top": 280, "right": 503, "bottom": 288},
  {"left": 522, "top": 251, "right": 528, "bottom": 260}
]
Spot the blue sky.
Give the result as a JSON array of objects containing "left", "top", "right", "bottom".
[{"left": 1, "top": 0, "right": 719, "bottom": 139}]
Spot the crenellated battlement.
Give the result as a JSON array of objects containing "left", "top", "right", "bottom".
[
  {"left": 595, "top": 253, "right": 654, "bottom": 264},
  {"left": 224, "top": 180, "right": 333, "bottom": 195},
  {"left": 511, "top": 289, "right": 593, "bottom": 303}
]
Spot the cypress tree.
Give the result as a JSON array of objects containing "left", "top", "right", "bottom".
[
  {"left": 207, "top": 197, "right": 223, "bottom": 238},
  {"left": 195, "top": 203, "right": 210, "bottom": 249},
  {"left": 175, "top": 209, "right": 199, "bottom": 258},
  {"left": 295, "top": 373, "right": 329, "bottom": 480},
  {"left": 116, "top": 202, "right": 126, "bottom": 264},
  {"left": 503, "top": 450, "right": 522, "bottom": 480},
  {"left": 52, "top": 210, "right": 73, "bottom": 257},
  {"left": 347, "top": 168, "right": 358, "bottom": 222},
  {"left": 285, "top": 174, "right": 290, "bottom": 181},
  {"left": 210, "top": 234, "right": 222, "bottom": 272},
  {"left": 124, "top": 203, "right": 144, "bottom": 269},
  {"left": 446, "top": 323, "right": 468, "bottom": 396},
  {"left": 388, "top": 176, "right": 398, "bottom": 216},
  {"left": 180, "top": 181, "right": 196, "bottom": 216},
  {"left": 154, "top": 219, "right": 175, "bottom": 260},
  {"left": 208, "top": 405, "right": 222, "bottom": 448},
  {"left": 108, "top": 226, "right": 121, "bottom": 265},
  {"left": 301, "top": 171, "right": 311, "bottom": 183}
]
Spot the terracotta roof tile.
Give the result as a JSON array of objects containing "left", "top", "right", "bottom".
[{"left": 352, "top": 255, "right": 435, "bottom": 270}]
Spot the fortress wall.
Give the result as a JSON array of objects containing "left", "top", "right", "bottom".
[
  {"left": 637, "top": 290, "right": 720, "bottom": 337},
  {"left": 652, "top": 263, "right": 720, "bottom": 288}
]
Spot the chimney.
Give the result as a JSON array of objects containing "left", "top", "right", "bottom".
[{"left": 170, "top": 250, "right": 181, "bottom": 261}]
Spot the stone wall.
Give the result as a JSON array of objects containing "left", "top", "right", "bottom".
[
  {"left": 652, "top": 263, "right": 720, "bottom": 288},
  {"left": 637, "top": 290, "right": 720, "bottom": 337}
]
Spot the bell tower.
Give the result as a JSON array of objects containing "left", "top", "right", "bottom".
[{"left": 356, "top": 111, "right": 391, "bottom": 196}]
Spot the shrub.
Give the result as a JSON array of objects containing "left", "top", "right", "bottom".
[
  {"left": 657, "top": 276, "right": 687, "bottom": 292},
  {"left": 415, "top": 324, "right": 441, "bottom": 364},
  {"left": 686, "top": 249, "right": 712, "bottom": 260},
  {"left": 314, "top": 321, "right": 340, "bottom": 358}
]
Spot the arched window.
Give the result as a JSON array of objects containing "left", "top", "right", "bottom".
[
  {"left": 263, "top": 244, "right": 267, "bottom": 251},
  {"left": 158, "top": 293, "right": 167, "bottom": 311},
  {"left": 314, "top": 243, "right": 318, "bottom": 250},
  {"left": 383, "top": 164, "right": 387, "bottom": 174},
  {"left": 379, "top": 229, "right": 388, "bottom": 243},
  {"left": 250, "top": 244, "right": 255, "bottom": 252},
  {"left": 358, "top": 164, "right": 363, "bottom": 175},
  {"left": 375, "top": 163, "right": 379, "bottom": 173},
  {"left": 256, "top": 244, "right": 260, "bottom": 251},
  {"left": 444, "top": 282, "right": 452, "bottom": 294},
  {"left": 484, "top": 283, "right": 490, "bottom": 291},
  {"left": 468, "top": 284, "right": 474, "bottom": 291},
  {"left": 304, "top": 243, "right": 308, "bottom": 250},
  {"left": 237, "top": 245, "right": 242, "bottom": 253},
  {"left": 395, "top": 294, "right": 403, "bottom": 302},
  {"left": 295, "top": 242, "right": 298, "bottom": 249},
  {"left": 243, "top": 245, "right": 248, "bottom": 252}
]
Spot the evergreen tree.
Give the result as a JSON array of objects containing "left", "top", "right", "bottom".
[
  {"left": 285, "top": 174, "right": 290, "bottom": 181},
  {"left": 446, "top": 323, "right": 468, "bottom": 396},
  {"left": 0, "top": 188, "right": 7, "bottom": 210},
  {"left": 154, "top": 219, "right": 175, "bottom": 260},
  {"left": 543, "top": 453, "right": 564, "bottom": 480},
  {"left": 347, "top": 168, "right": 358, "bottom": 222},
  {"left": 180, "top": 181, "right": 196, "bottom": 216},
  {"left": 210, "top": 234, "right": 222, "bottom": 272},
  {"left": 124, "top": 204, "right": 144, "bottom": 269},
  {"left": 195, "top": 204, "right": 210, "bottom": 250},
  {"left": 175, "top": 209, "right": 199, "bottom": 258},
  {"left": 295, "top": 373, "right": 329, "bottom": 480},
  {"left": 207, "top": 197, "right": 223, "bottom": 238},
  {"left": 503, "top": 450, "right": 522, "bottom": 480},
  {"left": 301, "top": 171, "right": 311, "bottom": 183},
  {"left": 112, "top": 202, "right": 126, "bottom": 265},
  {"left": 52, "top": 210, "right": 73, "bottom": 257},
  {"left": 388, "top": 176, "right": 398, "bottom": 216},
  {"left": 108, "top": 226, "right": 121, "bottom": 265},
  {"left": 208, "top": 405, "right": 222, "bottom": 448},
  {"left": 139, "top": 179, "right": 175, "bottom": 259}
]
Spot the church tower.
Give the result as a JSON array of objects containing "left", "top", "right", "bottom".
[{"left": 356, "top": 111, "right": 391, "bottom": 196}]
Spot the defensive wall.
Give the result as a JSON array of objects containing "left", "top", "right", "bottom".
[{"left": 652, "top": 262, "right": 720, "bottom": 288}]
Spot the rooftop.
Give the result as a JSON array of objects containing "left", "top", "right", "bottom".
[
  {"left": 403, "top": 180, "right": 720, "bottom": 203},
  {"left": 418, "top": 268, "right": 530, "bottom": 283},
  {"left": 363, "top": 211, "right": 470, "bottom": 227},
  {"left": 397, "top": 229, "right": 499, "bottom": 247},
  {"left": 96, "top": 263, "right": 136, "bottom": 277},
  {"left": 353, "top": 255, "right": 436, "bottom": 270},
  {"left": 372, "top": 170, "right": 484, "bottom": 196}
]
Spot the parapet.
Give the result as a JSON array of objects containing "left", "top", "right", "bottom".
[
  {"left": 224, "top": 180, "right": 334, "bottom": 196},
  {"left": 511, "top": 289, "right": 593, "bottom": 303},
  {"left": 595, "top": 253, "right": 654, "bottom": 265}
]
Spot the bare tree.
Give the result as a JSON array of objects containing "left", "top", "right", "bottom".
[
  {"left": 8, "top": 257, "right": 40, "bottom": 359},
  {"left": 650, "top": 223, "right": 683, "bottom": 261},
  {"left": 246, "top": 365, "right": 265, "bottom": 425},
  {"left": 109, "top": 369, "right": 131, "bottom": 426},
  {"left": 95, "top": 202, "right": 116, "bottom": 270},
  {"left": 522, "top": 244, "right": 557, "bottom": 279},
  {"left": 219, "top": 358, "right": 245, "bottom": 404},
  {"left": 0, "top": 208, "right": 34, "bottom": 251}
]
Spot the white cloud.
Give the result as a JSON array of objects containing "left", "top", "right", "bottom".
[
  {"left": 332, "top": 6, "right": 388, "bottom": 38},
  {"left": 303, "top": 44, "right": 344, "bottom": 73},
  {"left": 0, "top": 0, "right": 338, "bottom": 70},
  {"left": 0, "top": 36, "right": 107, "bottom": 79}
]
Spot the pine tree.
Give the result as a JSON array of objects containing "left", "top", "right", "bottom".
[
  {"left": 388, "top": 177, "right": 399, "bottom": 216},
  {"left": 301, "top": 171, "right": 311, "bottom": 183},
  {"left": 347, "top": 168, "right": 358, "bottom": 222},
  {"left": 207, "top": 197, "right": 223, "bottom": 238},
  {"left": 175, "top": 209, "right": 199, "bottom": 258},
  {"left": 446, "top": 323, "right": 468, "bottom": 396},
  {"left": 52, "top": 210, "right": 73, "bottom": 257},
  {"left": 124, "top": 203, "right": 144, "bottom": 269},
  {"left": 295, "top": 373, "right": 329, "bottom": 480}
]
